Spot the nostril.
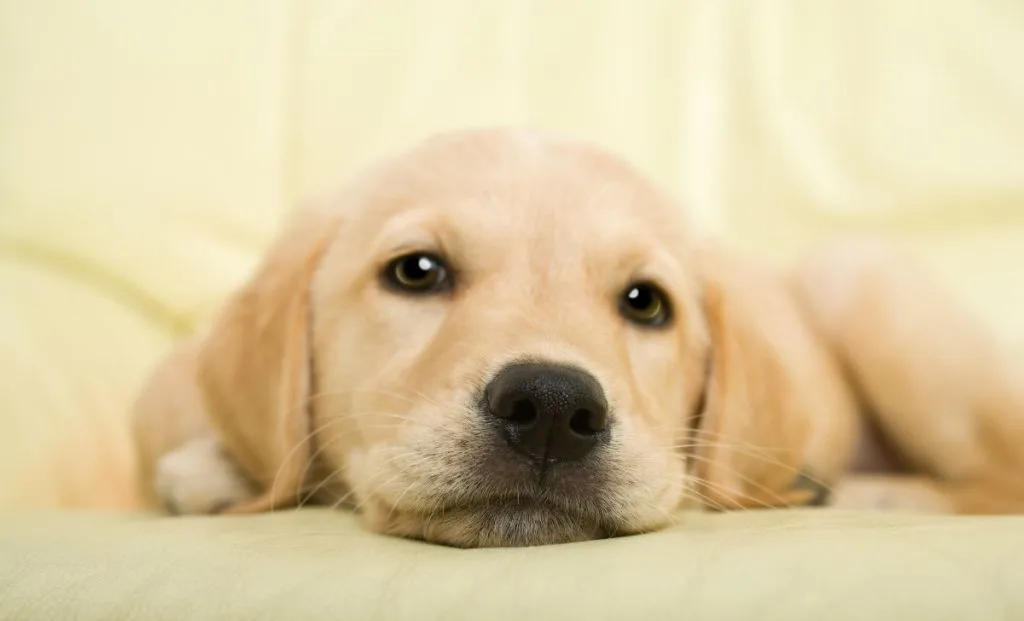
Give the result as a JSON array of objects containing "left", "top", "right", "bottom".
[
  {"left": 506, "top": 398, "right": 539, "bottom": 427},
  {"left": 568, "top": 408, "right": 605, "bottom": 436},
  {"left": 484, "top": 362, "right": 609, "bottom": 463}
]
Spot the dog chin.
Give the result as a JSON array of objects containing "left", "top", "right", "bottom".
[{"left": 366, "top": 497, "right": 612, "bottom": 548}]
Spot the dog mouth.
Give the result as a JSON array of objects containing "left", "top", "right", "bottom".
[
  {"left": 362, "top": 455, "right": 679, "bottom": 547},
  {"left": 356, "top": 412, "right": 674, "bottom": 547},
  {"left": 364, "top": 455, "right": 622, "bottom": 547},
  {"left": 376, "top": 491, "right": 616, "bottom": 548}
]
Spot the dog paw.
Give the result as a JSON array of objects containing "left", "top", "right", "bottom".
[
  {"left": 154, "top": 436, "right": 257, "bottom": 515},
  {"left": 828, "top": 476, "right": 953, "bottom": 513}
]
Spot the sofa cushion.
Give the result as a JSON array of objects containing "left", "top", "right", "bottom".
[{"left": 2, "top": 508, "right": 1023, "bottom": 620}]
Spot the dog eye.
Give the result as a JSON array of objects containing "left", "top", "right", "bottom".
[
  {"left": 385, "top": 253, "right": 450, "bottom": 293},
  {"left": 620, "top": 282, "right": 671, "bottom": 326}
]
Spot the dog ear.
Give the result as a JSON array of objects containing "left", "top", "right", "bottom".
[
  {"left": 690, "top": 247, "right": 856, "bottom": 510},
  {"left": 196, "top": 208, "right": 342, "bottom": 513}
]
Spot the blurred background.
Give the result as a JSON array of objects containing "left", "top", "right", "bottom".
[{"left": 1, "top": 0, "right": 1022, "bottom": 511}]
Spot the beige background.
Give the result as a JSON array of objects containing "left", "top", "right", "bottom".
[{"left": 1, "top": 0, "right": 1022, "bottom": 510}]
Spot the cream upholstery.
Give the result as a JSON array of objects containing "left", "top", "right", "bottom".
[{"left": 4, "top": 509, "right": 1024, "bottom": 620}]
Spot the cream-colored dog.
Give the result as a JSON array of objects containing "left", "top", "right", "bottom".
[{"left": 132, "top": 128, "right": 1024, "bottom": 547}]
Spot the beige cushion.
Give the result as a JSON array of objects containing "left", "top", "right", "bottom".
[{"left": 3, "top": 509, "right": 1024, "bottom": 620}]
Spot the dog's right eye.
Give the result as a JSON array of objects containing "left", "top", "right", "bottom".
[{"left": 384, "top": 253, "right": 450, "bottom": 293}]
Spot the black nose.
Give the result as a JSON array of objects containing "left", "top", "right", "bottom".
[{"left": 484, "top": 362, "right": 609, "bottom": 463}]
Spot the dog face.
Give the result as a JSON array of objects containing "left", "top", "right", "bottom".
[
  {"left": 305, "top": 131, "right": 710, "bottom": 546},
  {"left": 197, "top": 128, "right": 855, "bottom": 548}
]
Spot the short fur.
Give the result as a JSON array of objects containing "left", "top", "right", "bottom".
[{"left": 132, "top": 129, "right": 1024, "bottom": 547}]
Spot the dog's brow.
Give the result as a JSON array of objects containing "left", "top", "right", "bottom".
[
  {"left": 371, "top": 212, "right": 443, "bottom": 257},
  {"left": 605, "top": 244, "right": 684, "bottom": 289}
]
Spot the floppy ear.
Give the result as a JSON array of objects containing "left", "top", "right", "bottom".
[
  {"left": 690, "top": 247, "right": 856, "bottom": 510},
  {"left": 196, "top": 208, "right": 342, "bottom": 513}
]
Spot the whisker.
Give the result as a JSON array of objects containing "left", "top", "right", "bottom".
[
  {"left": 266, "top": 416, "right": 352, "bottom": 511},
  {"left": 670, "top": 432, "right": 833, "bottom": 494},
  {"left": 275, "top": 410, "right": 422, "bottom": 508},
  {"left": 689, "top": 475, "right": 774, "bottom": 511},
  {"left": 684, "top": 455, "right": 792, "bottom": 510}
]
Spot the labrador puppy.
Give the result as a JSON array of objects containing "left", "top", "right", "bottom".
[{"left": 132, "top": 128, "right": 1024, "bottom": 547}]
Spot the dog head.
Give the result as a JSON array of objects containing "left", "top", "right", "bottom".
[{"left": 196, "top": 129, "right": 820, "bottom": 547}]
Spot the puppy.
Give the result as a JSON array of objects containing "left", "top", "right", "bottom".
[{"left": 132, "top": 128, "right": 1024, "bottom": 547}]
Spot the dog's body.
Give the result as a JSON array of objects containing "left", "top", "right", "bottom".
[{"left": 132, "top": 129, "right": 1024, "bottom": 547}]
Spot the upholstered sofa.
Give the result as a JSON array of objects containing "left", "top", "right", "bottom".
[{"left": 2, "top": 1, "right": 1022, "bottom": 618}]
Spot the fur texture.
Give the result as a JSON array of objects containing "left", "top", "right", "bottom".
[{"left": 132, "top": 129, "right": 1024, "bottom": 547}]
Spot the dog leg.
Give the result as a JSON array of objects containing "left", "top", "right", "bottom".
[
  {"left": 791, "top": 236, "right": 1024, "bottom": 513},
  {"left": 154, "top": 435, "right": 257, "bottom": 515},
  {"left": 831, "top": 474, "right": 1024, "bottom": 514},
  {"left": 829, "top": 475, "right": 954, "bottom": 512}
]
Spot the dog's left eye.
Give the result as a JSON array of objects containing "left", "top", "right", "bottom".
[
  {"left": 620, "top": 282, "right": 671, "bottom": 327},
  {"left": 384, "top": 252, "right": 450, "bottom": 293}
]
